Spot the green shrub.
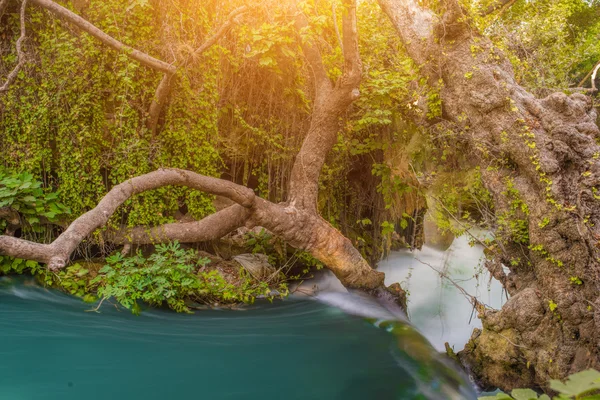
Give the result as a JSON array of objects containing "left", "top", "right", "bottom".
[
  {"left": 0, "top": 169, "right": 70, "bottom": 233},
  {"left": 92, "top": 242, "right": 208, "bottom": 314},
  {"left": 91, "top": 241, "right": 288, "bottom": 315}
]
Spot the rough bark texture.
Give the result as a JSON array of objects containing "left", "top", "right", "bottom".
[
  {"left": 379, "top": 0, "right": 600, "bottom": 391},
  {"left": 146, "top": 72, "right": 175, "bottom": 136}
]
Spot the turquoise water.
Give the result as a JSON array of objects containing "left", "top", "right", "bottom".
[{"left": 0, "top": 277, "right": 476, "bottom": 399}]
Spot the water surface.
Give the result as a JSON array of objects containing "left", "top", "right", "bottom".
[{"left": 0, "top": 277, "right": 475, "bottom": 400}]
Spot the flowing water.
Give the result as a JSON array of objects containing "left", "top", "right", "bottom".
[
  {"left": 0, "top": 233, "right": 499, "bottom": 399},
  {"left": 0, "top": 276, "right": 477, "bottom": 400},
  {"left": 378, "top": 233, "right": 506, "bottom": 351},
  {"left": 303, "top": 233, "right": 506, "bottom": 352}
]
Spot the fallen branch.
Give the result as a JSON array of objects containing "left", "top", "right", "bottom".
[{"left": 0, "top": 169, "right": 255, "bottom": 270}]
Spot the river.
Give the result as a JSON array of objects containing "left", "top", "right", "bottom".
[{"left": 0, "top": 234, "right": 498, "bottom": 399}]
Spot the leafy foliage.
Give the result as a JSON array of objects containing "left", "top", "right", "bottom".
[
  {"left": 479, "top": 370, "right": 600, "bottom": 400},
  {"left": 0, "top": 169, "right": 70, "bottom": 232},
  {"left": 91, "top": 241, "right": 286, "bottom": 314},
  {"left": 92, "top": 242, "right": 210, "bottom": 314}
]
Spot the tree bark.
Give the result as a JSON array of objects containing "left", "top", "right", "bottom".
[{"left": 379, "top": 0, "right": 600, "bottom": 391}]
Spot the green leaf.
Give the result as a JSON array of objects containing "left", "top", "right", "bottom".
[
  {"left": 511, "top": 388, "right": 539, "bottom": 400},
  {"left": 549, "top": 369, "right": 600, "bottom": 397},
  {"left": 478, "top": 393, "right": 513, "bottom": 400},
  {"left": 259, "top": 56, "right": 275, "bottom": 67}
]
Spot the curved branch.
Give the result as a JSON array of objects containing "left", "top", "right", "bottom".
[
  {"left": 109, "top": 204, "right": 250, "bottom": 245},
  {"left": 0, "top": 169, "right": 255, "bottom": 269},
  {"left": 30, "top": 0, "right": 176, "bottom": 74},
  {"left": 0, "top": 0, "right": 28, "bottom": 93}
]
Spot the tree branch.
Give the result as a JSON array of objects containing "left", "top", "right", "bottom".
[
  {"left": 188, "top": 6, "right": 247, "bottom": 63},
  {"left": 0, "top": 0, "right": 28, "bottom": 93},
  {"left": 109, "top": 204, "right": 251, "bottom": 245},
  {"left": 288, "top": 0, "right": 362, "bottom": 211},
  {"left": 338, "top": 0, "right": 361, "bottom": 93},
  {"left": 20, "top": 0, "right": 246, "bottom": 135},
  {"left": 146, "top": 5, "right": 248, "bottom": 136},
  {"left": 0, "top": 169, "right": 255, "bottom": 269},
  {"left": 146, "top": 72, "right": 175, "bottom": 136},
  {"left": 332, "top": 3, "right": 344, "bottom": 54},
  {"left": 480, "top": 0, "right": 518, "bottom": 17},
  {"left": 578, "top": 60, "right": 600, "bottom": 90},
  {"left": 295, "top": 10, "right": 332, "bottom": 96},
  {"left": 30, "top": 0, "right": 176, "bottom": 74}
]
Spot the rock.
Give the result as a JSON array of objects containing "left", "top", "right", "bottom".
[{"left": 233, "top": 253, "right": 276, "bottom": 280}]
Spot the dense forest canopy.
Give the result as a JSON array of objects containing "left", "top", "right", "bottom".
[{"left": 3, "top": 0, "right": 600, "bottom": 393}]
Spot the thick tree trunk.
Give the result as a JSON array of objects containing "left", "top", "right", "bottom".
[{"left": 379, "top": 0, "right": 600, "bottom": 391}]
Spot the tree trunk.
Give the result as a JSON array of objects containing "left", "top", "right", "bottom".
[{"left": 379, "top": 0, "right": 600, "bottom": 391}]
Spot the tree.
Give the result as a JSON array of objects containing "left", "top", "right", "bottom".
[
  {"left": 378, "top": 0, "right": 600, "bottom": 390},
  {"left": 0, "top": 0, "right": 405, "bottom": 305}
]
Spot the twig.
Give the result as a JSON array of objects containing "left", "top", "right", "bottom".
[
  {"left": 497, "top": 332, "right": 529, "bottom": 349},
  {"left": 414, "top": 256, "right": 497, "bottom": 311},
  {"left": 0, "top": 0, "right": 28, "bottom": 93},
  {"left": 430, "top": 195, "right": 495, "bottom": 253},
  {"left": 85, "top": 296, "right": 106, "bottom": 313}
]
